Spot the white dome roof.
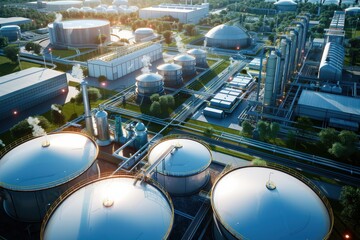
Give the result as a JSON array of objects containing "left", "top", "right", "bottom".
[
  {"left": 187, "top": 48, "right": 206, "bottom": 55},
  {"left": 42, "top": 177, "right": 173, "bottom": 240},
  {"left": 212, "top": 166, "right": 332, "bottom": 239},
  {"left": 136, "top": 73, "right": 163, "bottom": 82},
  {"left": 148, "top": 138, "right": 212, "bottom": 176},
  {"left": 0, "top": 132, "right": 98, "bottom": 191},
  {"left": 346, "top": 6, "right": 360, "bottom": 12},
  {"left": 135, "top": 27, "right": 154, "bottom": 34},
  {"left": 274, "top": 0, "right": 297, "bottom": 5},
  {"left": 157, "top": 63, "right": 182, "bottom": 71},
  {"left": 205, "top": 24, "right": 250, "bottom": 40},
  {"left": 174, "top": 54, "right": 195, "bottom": 62}
]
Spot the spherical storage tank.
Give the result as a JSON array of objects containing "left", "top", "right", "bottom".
[
  {"left": 0, "top": 132, "right": 99, "bottom": 222},
  {"left": 174, "top": 54, "right": 196, "bottom": 76},
  {"left": 41, "top": 176, "right": 174, "bottom": 240},
  {"left": 0, "top": 25, "right": 21, "bottom": 42},
  {"left": 134, "top": 28, "right": 155, "bottom": 43},
  {"left": 48, "top": 19, "right": 110, "bottom": 49},
  {"left": 157, "top": 63, "right": 183, "bottom": 87},
  {"left": 205, "top": 24, "right": 251, "bottom": 49},
  {"left": 187, "top": 48, "right": 207, "bottom": 67},
  {"left": 211, "top": 166, "right": 333, "bottom": 240},
  {"left": 135, "top": 73, "right": 164, "bottom": 97},
  {"left": 148, "top": 137, "right": 212, "bottom": 195}
]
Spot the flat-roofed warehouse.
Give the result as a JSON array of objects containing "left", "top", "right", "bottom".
[
  {"left": 296, "top": 90, "right": 360, "bottom": 130},
  {"left": 0, "top": 17, "right": 31, "bottom": 27},
  {"left": 0, "top": 67, "right": 68, "bottom": 120},
  {"left": 139, "top": 3, "right": 209, "bottom": 24}
]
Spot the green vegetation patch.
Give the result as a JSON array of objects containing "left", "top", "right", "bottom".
[{"left": 0, "top": 56, "right": 42, "bottom": 77}]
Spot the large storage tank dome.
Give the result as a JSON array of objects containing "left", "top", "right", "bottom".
[
  {"left": 41, "top": 176, "right": 174, "bottom": 240},
  {"left": 66, "top": 7, "right": 80, "bottom": 12},
  {"left": 0, "top": 132, "right": 99, "bottom": 222},
  {"left": 113, "top": 0, "right": 128, "bottom": 6},
  {"left": 135, "top": 73, "right": 164, "bottom": 97},
  {"left": 80, "top": 6, "right": 95, "bottom": 12},
  {"left": 0, "top": 25, "right": 21, "bottom": 42},
  {"left": 211, "top": 166, "right": 333, "bottom": 240},
  {"left": 83, "top": 0, "right": 100, "bottom": 7},
  {"left": 187, "top": 48, "right": 207, "bottom": 67},
  {"left": 157, "top": 63, "right": 183, "bottom": 87},
  {"left": 174, "top": 54, "right": 196, "bottom": 76},
  {"left": 205, "top": 24, "right": 251, "bottom": 49},
  {"left": 274, "top": 0, "right": 298, "bottom": 11},
  {"left": 345, "top": 6, "right": 360, "bottom": 15},
  {"left": 148, "top": 137, "right": 212, "bottom": 195},
  {"left": 134, "top": 27, "right": 155, "bottom": 42}
]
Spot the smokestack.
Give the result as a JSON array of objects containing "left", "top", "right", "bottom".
[{"left": 81, "top": 82, "right": 93, "bottom": 135}]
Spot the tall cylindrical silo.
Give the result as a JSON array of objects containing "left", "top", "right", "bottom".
[
  {"left": 263, "top": 51, "right": 277, "bottom": 106},
  {"left": 211, "top": 166, "right": 334, "bottom": 240},
  {"left": 280, "top": 38, "right": 290, "bottom": 96},
  {"left": 0, "top": 132, "right": 99, "bottom": 222},
  {"left": 187, "top": 48, "right": 207, "bottom": 67},
  {"left": 41, "top": 176, "right": 174, "bottom": 240},
  {"left": 174, "top": 54, "right": 196, "bottom": 76},
  {"left": 157, "top": 63, "right": 183, "bottom": 87},
  {"left": 95, "top": 109, "right": 111, "bottom": 146},
  {"left": 288, "top": 29, "right": 298, "bottom": 76},
  {"left": 147, "top": 137, "right": 212, "bottom": 195}
]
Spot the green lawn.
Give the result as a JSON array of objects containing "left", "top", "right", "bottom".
[
  {"left": 0, "top": 56, "right": 42, "bottom": 76},
  {"left": 181, "top": 34, "right": 204, "bottom": 44},
  {"left": 51, "top": 49, "right": 76, "bottom": 58}
]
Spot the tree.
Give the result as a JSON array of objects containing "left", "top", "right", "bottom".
[
  {"left": 0, "top": 36, "right": 8, "bottom": 48},
  {"left": 252, "top": 157, "right": 267, "bottom": 166},
  {"left": 150, "top": 101, "right": 161, "bottom": 116},
  {"left": 339, "top": 186, "right": 360, "bottom": 228},
  {"left": 75, "top": 87, "right": 101, "bottom": 104},
  {"left": 184, "top": 24, "right": 196, "bottom": 36},
  {"left": 3, "top": 45, "right": 19, "bottom": 62},
  {"left": 10, "top": 116, "right": 50, "bottom": 139},
  {"left": 319, "top": 128, "right": 338, "bottom": 149},
  {"left": 51, "top": 104, "right": 65, "bottom": 125},
  {"left": 25, "top": 42, "right": 41, "bottom": 54},
  {"left": 166, "top": 95, "right": 175, "bottom": 108},
  {"left": 159, "top": 95, "right": 168, "bottom": 109},
  {"left": 296, "top": 116, "right": 314, "bottom": 135},
  {"left": 257, "top": 120, "right": 268, "bottom": 141},
  {"left": 286, "top": 130, "right": 297, "bottom": 148},
  {"left": 150, "top": 93, "right": 160, "bottom": 102},
  {"left": 204, "top": 127, "right": 214, "bottom": 137},
  {"left": 70, "top": 97, "right": 76, "bottom": 114},
  {"left": 329, "top": 142, "right": 348, "bottom": 159},
  {"left": 269, "top": 122, "right": 280, "bottom": 140},
  {"left": 241, "top": 120, "right": 253, "bottom": 137},
  {"left": 163, "top": 30, "right": 172, "bottom": 45}
]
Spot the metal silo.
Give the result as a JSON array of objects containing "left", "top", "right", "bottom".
[
  {"left": 280, "top": 38, "right": 291, "bottom": 95},
  {"left": 187, "top": 48, "right": 207, "bottom": 67},
  {"left": 289, "top": 29, "right": 298, "bottom": 76},
  {"left": 0, "top": 132, "right": 99, "bottom": 222},
  {"left": 95, "top": 109, "right": 111, "bottom": 146},
  {"left": 157, "top": 63, "right": 183, "bottom": 87},
  {"left": 263, "top": 51, "right": 277, "bottom": 106},
  {"left": 211, "top": 166, "right": 334, "bottom": 240},
  {"left": 134, "top": 122, "right": 148, "bottom": 150},
  {"left": 174, "top": 54, "right": 196, "bottom": 76},
  {"left": 135, "top": 73, "right": 164, "bottom": 97},
  {"left": 147, "top": 137, "right": 212, "bottom": 195},
  {"left": 41, "top": 176, "right": 174, "bottom": 240}
]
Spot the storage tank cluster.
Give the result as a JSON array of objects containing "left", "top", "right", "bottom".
[
  {"left": 156, "top": 63, "right": 183, "bottom": 87},
  {"left": 147, "top": 136, "right": 212, "bottom": 195},
  {"left": 211, "top": 166, "right": 333, "bottom": 240},
  {"left": 0, "top": 132, "right": 99, "bottom": 222},
  {"left": 174, "top": 54, "right": 196, "bottom": 76}
]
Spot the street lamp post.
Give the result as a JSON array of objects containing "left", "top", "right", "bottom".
[
  {"left": 49, "top": 48, "right": 53, "bottom": 66},
  {"left": 17, "top": 54, "right": 22, "bottom": 70}
]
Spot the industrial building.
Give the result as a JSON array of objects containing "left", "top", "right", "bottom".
[
  {"left": 323, "top": 0, "right": 340, "bottom": 5},
  {"left": 296, "top": 90, "right": 360, "bottom": 130},
  {"left": 139, "top": 3, "right": 209, "bottom": 24},
  {"left": 41, "top": 176, "right": 173, "bottom": 239},
  {"left": 45, "top": 1, "right": 83, "bottom": 11},
  {"left": 0, "top": 67, "right": 68, "bottom": 121},
  {"left": 211, "top": 166, "right": 333, "bottom": 239},
  {"left": 88, "top": 42, "right": 162, "bottom": 80},
  {"left": 0, "top": 25, "right": 21, "bottom": 42},
  {"left": 228, "top": 73, "right": 254, "bottom": 90},
  {"left": 248, "top": 57, "right": 263, "bottom": 71},
  {"left": 148, "top": 137, "right": 212, "bottom": 195},
  {"left": 0, "top": 17, "right": 31, "bottom": 27},
  {"left": 274, "top": 0, "right": 297, "bottom": 12},
  {"left": 48, "top": 19, "right": 111, "bottom": 49},
  {"left": 0, "top": 132, "right": 99, "bottom": 222},
  {"left": 318, "top": 42, "right": 344, "bottom": 82},
  {"left": 205, "top": 24, "right": 251, "bottom": 49}
]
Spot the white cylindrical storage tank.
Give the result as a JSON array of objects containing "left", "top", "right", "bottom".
[
  {"left": 0, "top": 132, "right": 99, "bottom": 222},
  {"left": 263, "top": 51, "right": 277, "bottom": 106},
  {"left": 134, "top": 28, "right": 155, "bottom": 43},
  {"left": 211, "top": 166, "right": 334, "bottom": 240},
  {"left": 187, "top": 48, "right": 207, "bottom": 67},
  {"left": 41, "top": 176, "right": 174, "bottom": 240},
  {"left": 148, "top": 137, "right": 212, "bottom": 195},
  {"left": 135, "top": 73, "right": 164, "bottom": 97},
  {"left": 0, "top": 25, "right": 21, "bottom": 42},
  {"left": 157, "top": 63, "right": 183, "bottom": 87},
  {"left": 83, "top": 0, "right": 100, "bottom": 7},
  {"left": 95, "top": 109, "right": 111, "bottom": 146},
  {"left": 174, "top": 54, "right": 196, "bottom": 76},
  {"left": 134, "top": 122, "right": 148, "bottom": 150}
]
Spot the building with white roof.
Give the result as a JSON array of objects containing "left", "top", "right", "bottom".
[
  {"left": 0, "top": 67, "right": 68, "bottom": 120},
  {"left": 139, "top": 3, "right": 209, "bottom": 24}
]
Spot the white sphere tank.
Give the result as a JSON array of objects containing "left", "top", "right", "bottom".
[
  {"left": 0, "top": 132, "right": 99, "bottom": 222},
  {"left": 174, "top": 54, "right": 196, "bottom": 76},
  {"left": 148, "top": 137, "right": 212, "bottom": 195},
  {"left": 135, "top": 73, "right": 164, "bottom": 97},
  {"left": 187, "top": 48, "right": 207, "bottom": 67},
  {"left": 211, "top": 166, "right": 334, "bottom": 240},
  {"left": 157, "top": 63, "right": 183, "bottom": 87},
  {"left": 41, "top": 176, "right": 174, "bottom": 240}
]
